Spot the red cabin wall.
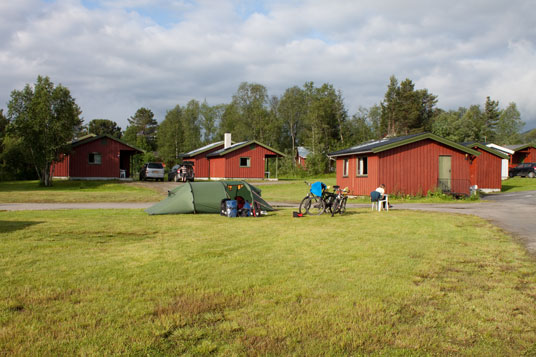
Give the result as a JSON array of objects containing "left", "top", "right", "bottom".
[
  {"left": 223, "top": 144, "right": 276, "bottom": 178},
  {"left": 510, "top": 147, "right": 536, "bottom": 167},
  {"left": 336, "top": 154, "right": 379, "bottom": 196},
  {"left": 336, "top": 139, "right": 473, "bottom": 196},
  {"left": 210, "top": 157, "right": 226, "bottom": 178},
  {"left": 472, "top": 149, "right": 502, "bottom": 190},
  {"left": 528, "top": 147, "right": 536, "bottom": 162},
  {"left": 191, "top": 145, "right": 224, "bottom": 178},
  {"left": 53, "top": 154, "right": 70, "bottom": 177},
  {"left": 69, "top": 138, "right": 134, "bottom": 178},
  {"left": 297, "top": 156, "right": 307, "bottom": 169},
  {"left": 378, "top": 140, "right": 471, "bottom": 195}
]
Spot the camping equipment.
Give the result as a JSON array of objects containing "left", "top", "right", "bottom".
[
  {"left": 225, "top": 200, "right": 237, "bottom": 217},
  {"left": 146, "top": 181, "right": 273, "bottom": 215}
]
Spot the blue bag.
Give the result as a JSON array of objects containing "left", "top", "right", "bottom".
[{"left": 225, "top": 200, "right": 237, "bottom": 217}]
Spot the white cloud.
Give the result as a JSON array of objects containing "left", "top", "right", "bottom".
[{"left": 1, "top": 0, "right": 535, "bottom": 131}]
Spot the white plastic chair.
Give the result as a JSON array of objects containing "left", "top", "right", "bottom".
[{"left": 371, "top": 195, "right": 389, "bottom": 211}]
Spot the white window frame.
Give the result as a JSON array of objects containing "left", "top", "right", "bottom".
[
  {"left": 343, "top": 158, "right": 349, "bottom": 177},
  {"left": 357, "top": 156, "right": 368, "bottom": 176}
]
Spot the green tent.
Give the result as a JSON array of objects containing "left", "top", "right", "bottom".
[{"left": 145, "top": 181, "right": 274, "bottom": 215}]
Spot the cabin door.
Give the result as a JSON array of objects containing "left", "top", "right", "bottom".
[{"left": 438, "top": 156, "right": 451, "bottom": 191}]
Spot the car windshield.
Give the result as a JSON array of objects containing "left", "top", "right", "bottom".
[
  {"left": 148, "top": 163, "right": 164, "bottom": 169},
  {"left": 171, "top": 165, "right": 180, "bottom": 170}
]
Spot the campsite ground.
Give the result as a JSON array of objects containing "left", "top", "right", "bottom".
[
  {"left": 2, "top": 178, "right": 536, "bottom": 354},
  {"left": 2, "top": 208, "right": 536, "bottom": 355}
]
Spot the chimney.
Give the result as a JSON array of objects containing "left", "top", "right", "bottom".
[{"left": 224, "top": 133, "right": 232, "bottom": 149}]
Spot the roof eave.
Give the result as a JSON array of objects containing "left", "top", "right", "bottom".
[
  {"left": 371, "top": 133, "right": 480, "bottom": 156},
  {"left": 72, "top": 134, "right": 144, "bottom": 153},
  {"left": 328, "top": 150, "right": 373, "bottom": 158},
  {"left": 207, "top": 140, "right": 286, "bottom": 157},
  {"left": 469, "top": 143, "right": 509, "bottom": 160}
]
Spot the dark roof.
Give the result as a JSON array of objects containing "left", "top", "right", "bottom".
[
  {"left": 71, "top": 134, "right": 144, "bottom": 153},
  {"left": 297, "top": 146, "right": 310, "bottom": 158},
  {"left": 460, "top": 142, "right": 509, "bottom": 160},
  {"left": 505, "top": 144, "right": 536, "bottom": 152},
  {"left": 180, "top": 141, "right": 225, "bottom": 158},
  {"left": 206, "top": 140, "right": 285, "bottom": 157},
  {"left": 329, "top": 132, "right": 480, "bottom": 157}
]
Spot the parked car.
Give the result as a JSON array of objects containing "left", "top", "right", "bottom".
[
  {"left": 139, "top": 162, "right": 165, "bottom": 181},
  {"left": 168, "top": 161, "right": 195, "bottom": 182},
  {"left": 509, "top": 163, "right": 536, "bottom": 178}
]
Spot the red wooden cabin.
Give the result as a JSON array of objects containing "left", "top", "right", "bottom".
[
  {"left": 52, "top": 134, "right": 143, "bottom": 179},
  {"left": 329, "top": 133, "right": 481, "bottom": 196},
  {"left": 180, "top": 141, "right": 226, "bottom": 179},
  {"left": 296, "top": 146, "right": 310, "bottom": 169},
  {"left": 462, "top": 143, "right": 508, "bottom": 192},
  {"left": 182, "top": 134, "right": 285, "bottom": 180},
  {"left": 206, "top": 140, "right": 284, "bottom": 179},
  {"left": 505, "top": 144, "right": 536, "bottom": 168}
]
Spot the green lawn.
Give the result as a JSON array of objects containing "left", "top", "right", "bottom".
[
  {"left": 1, "top": 208, "right": 536, "bottom": 355},
  {"left": 0, "top": 180, "right": 162, "bottom": 203},
  {"left": 501, "top": 177, "right": 536, "bottom": 192}
]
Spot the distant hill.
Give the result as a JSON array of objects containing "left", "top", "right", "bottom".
[{"left": 521, "top": 128, "right": 536, "bottom": 143}]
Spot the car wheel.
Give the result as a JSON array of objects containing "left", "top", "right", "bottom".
[{"left": 529, "top": 172, "right": 535, "bottom": 178}]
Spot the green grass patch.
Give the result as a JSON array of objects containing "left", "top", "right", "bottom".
[
  {"left": 258, "top": 177, "right": 337, "bottom": 203},
  {"left": 1, "top": 208, "right": 536, "bottom": 355},
  {"left": 0, "top": 180, "right": 162, "bottom": 203},
  {"left": 501, "top": 177, "right": 536, "bottom": 192}
]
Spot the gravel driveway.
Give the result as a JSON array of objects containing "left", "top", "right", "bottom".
[{"left": 395, "top": 191, "right": 536, "bottom": 254}]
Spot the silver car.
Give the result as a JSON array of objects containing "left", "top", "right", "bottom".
[{"left": 140, "top": 162, "right": 165, "bottom": 181}]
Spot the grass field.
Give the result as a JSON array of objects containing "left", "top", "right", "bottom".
[
  {"left": 0, "top": 180, "right": 162, "bottom": 203},
  {"left": 0, "top": 177, "right": 534, "bottom": 205},
  {"left": 501, "top": 177, "right": 536, "bottom": 192},
  {"left": 1, "top": 208, "right": 536, "bottom": 355}
]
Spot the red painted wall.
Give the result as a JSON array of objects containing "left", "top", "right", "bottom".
[
  {"left": 296, "top": 156, "right": 307, "bottom": 169},
  {"left": 191, "top": 144, "right": 224, "bottom": 178},
  {"left": 471, "top": 148, "right": 502, "bottom": 190},
  {"left": 210, "top": 157, "right": 225, "bottom": 178},
  {"left": 336, "top": 154, "right": 379, "bottom": 196},
  {"left": 510, "top": 147, "right": 536, "bottom": 167},
  {"left": 53, "top": 137, "right": 138, "bottom": 178},
  {"left": 336, "top": 139, "right": 473, "bottom": 196},
  {"left": 53, "top": 154, "right": 69, "bottom": 177},
  {"left": 222, "top": 144, "right": 278, "bottom": 178}
]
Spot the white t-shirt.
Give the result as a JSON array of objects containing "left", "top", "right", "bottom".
[{"left": 375, "top": 187, "right": 385, "bottom": 196}]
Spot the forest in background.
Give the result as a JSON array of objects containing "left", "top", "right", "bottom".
[{"left": 1, "top": 75, "right": 535, "bottom": 181}]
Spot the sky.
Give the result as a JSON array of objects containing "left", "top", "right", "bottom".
[{"left": 1, "top": 0, "right": 536, "bottom": 131}]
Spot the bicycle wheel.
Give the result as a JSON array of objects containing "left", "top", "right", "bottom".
[
  {"left": 306, "top": 196, "right": 325, "bottom": 215},
  {"left": 331, "top": 198, "right": 340, "bottom": 217},
  {"left": 339, "top": 197, "right": 347, "bottom": 214},
  {"left": 299, "top": 196, "right": 311, "bottom": 215}
]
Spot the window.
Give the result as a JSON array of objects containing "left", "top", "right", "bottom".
[
  {"left": 357, "top": 157, "right": 368, "bottom": 176},
  {"left": 88, "top": 152, "right": 102, "bottom": 164},
  {"left": 240, "top": 157, "right": 251, "bottom": 167},
  {"left": 343, "top": 159, "right": 349, "bottom": 177}
]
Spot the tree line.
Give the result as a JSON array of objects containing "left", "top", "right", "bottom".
[{"left": 0, "top": 75, "right": 533, "bottom": 185}]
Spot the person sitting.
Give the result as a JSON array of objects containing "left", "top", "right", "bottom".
[{"left": 374, "top": 184, "right": 392, "bottom": 209}]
